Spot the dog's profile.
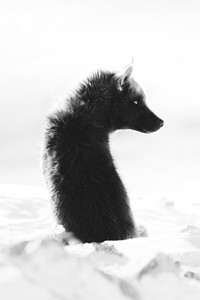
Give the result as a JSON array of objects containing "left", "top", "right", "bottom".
[{"left": 42, "top": 62, "right": 164, "bottom": 243}]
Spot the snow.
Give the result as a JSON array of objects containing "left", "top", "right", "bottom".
[{"left": 1, "top": 185, "right": 200, "bottom": 299}]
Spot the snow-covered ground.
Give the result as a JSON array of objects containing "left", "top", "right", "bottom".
[{"left": 1, "top": 184, "right": 200, "bottom": 300}]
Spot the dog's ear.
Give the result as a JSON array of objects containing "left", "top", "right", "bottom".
[{"left": 117, "top": 60, "right": 133, "bottom": 89}]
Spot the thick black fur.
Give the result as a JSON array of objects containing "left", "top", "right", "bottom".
[{"left": 42, "top": 70, "right": 163, "bottom": 243}]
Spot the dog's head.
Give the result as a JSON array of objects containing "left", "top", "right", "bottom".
[{"left": 112, "top": 62, "right": 164, "bottom": 133}]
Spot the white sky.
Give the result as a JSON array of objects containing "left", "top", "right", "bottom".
[
  {"left": 1, "top": 0, "right": 200, "bottom": 120},
  {"left": 0, "top": 0, "right": 199, "bottom": 199}
]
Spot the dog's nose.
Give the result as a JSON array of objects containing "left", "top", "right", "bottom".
[{"left": 160, "top": 119, "right": 164, "bottom": 127}]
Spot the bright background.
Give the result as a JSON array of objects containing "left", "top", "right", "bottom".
[{"left": 0, "top": 0, "right": 200, "bottom": 204}]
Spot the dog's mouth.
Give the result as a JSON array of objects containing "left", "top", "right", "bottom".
[
  {"left": 138, "top": 121, "right": 164, "bottom": 134},
  {"left": 140, "top": 128, "right": 152, "bottom": 133}
]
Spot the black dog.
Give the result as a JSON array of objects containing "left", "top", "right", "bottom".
[{"left": 42, "top": 63, "right": 164, "bottom": 243}]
